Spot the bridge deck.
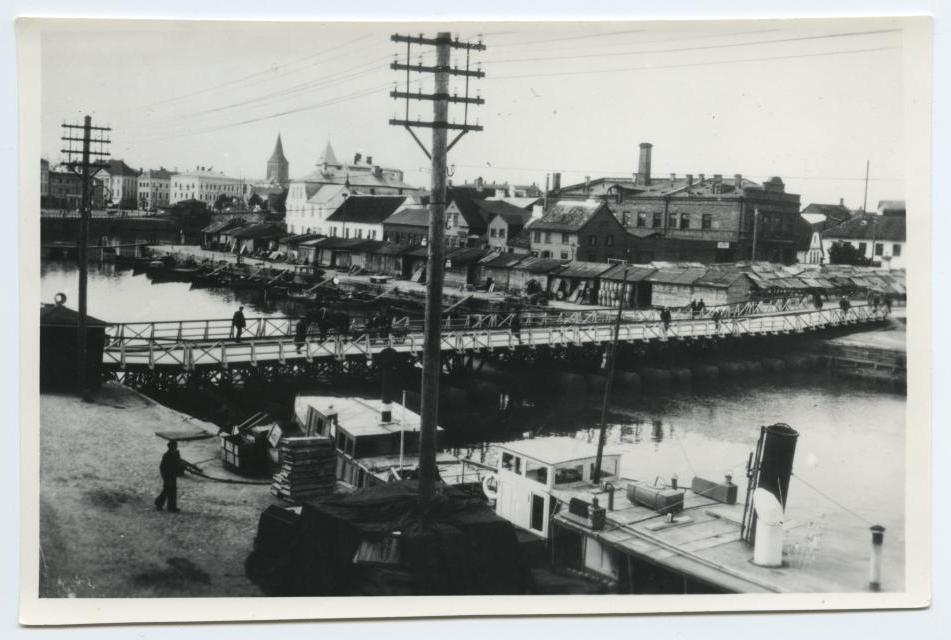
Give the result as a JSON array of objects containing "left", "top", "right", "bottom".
[{"left": 102, "top": 304, "right": 890, "bottom": 372}]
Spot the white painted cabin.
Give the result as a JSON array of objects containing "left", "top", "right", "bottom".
[{"left": 491, "top": 437, "right": 620, "bottom": 538}]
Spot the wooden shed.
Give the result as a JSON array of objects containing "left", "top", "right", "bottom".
[
  {"left": 40, "top": 303, "right": 108, "bottom": 392},
  {"left": 548, "top": 261, "right": 614, "bottom": 305},
  {"left": 507, "top": 257, "right": 569, "bottom": 296},
  {"left": 597, "top": 264, "right": 657, "bottom": 308},
  {"left": 645, "top": 266, "right": 707, "bottom": 308},
  {"left": 480, "top": 253, "right": 528, "bottom": 291},
  {"left": 445, "top": 247, "right": 489, "bottom": 289},
  {"left": 691, "top": 268, "right": 755, "bottom": 306}
]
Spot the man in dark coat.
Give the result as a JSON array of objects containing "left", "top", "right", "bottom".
[
  {"left": 155, "top": 440, "right": 184, "bottom": 513},
  {"left": 294, "top": 317, "right": 309, "bottom": 353},
  {"left": 510, "top": 309, "right": 522, "bottom": 344},
  {"left": 660, "top": 307, "right": 672, "bottom": 333},
  {"left": 231, "top": 306, "right": 247, "bottom": 341}
]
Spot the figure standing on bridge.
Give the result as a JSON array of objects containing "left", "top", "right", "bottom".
[
  {"left": 155, "top": 441, "right": 184, "bottom": 513},
  {"left": 294, "top": 317, "right": 310, "bottom": 354},
  {"left": 231, "top": 306, "right": 247, "bottom": 342},
  {"left": 316, "top": 306, "right": 329, "bottom": 342},
  {"left": 511, "top": 309, "right": 523, "bottom": 344},
  {"left": 660, "top": 307, "right": 672, "bottom": 334},
  {"left": 839, "top": 296, "right": 851, "bottom": 320},
  {"left": 813, "top": 292, "right": 824, "bottom": 310}
]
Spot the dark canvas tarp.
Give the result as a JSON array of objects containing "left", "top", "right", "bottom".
[{"left": 246, "top": 480, "right": 530, "bottom": 596}]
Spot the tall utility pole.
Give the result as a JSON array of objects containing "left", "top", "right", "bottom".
[
  {"left": 863, "top": 159, "right": 870, "bottom": 213},
  {"left": 61, "top": 116, "right": 111, "bottom": 399},
  {"left": 593, "top": 268, "right": 627, "bottom": 484},
  {"left": 389, "top": 32, "right": 485, "bottom": 506},
  {"left": 751, "top": 205, "right": 760, "bottom": 262}
]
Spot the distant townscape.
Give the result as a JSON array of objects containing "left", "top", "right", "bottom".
[{"left": 40, "top": 136, "right": 906, "bottom": 274}]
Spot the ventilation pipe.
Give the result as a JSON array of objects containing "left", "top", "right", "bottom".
[
  {"left": 869, "top": 525, "right": 886, "bottom": 591},
  {"left": 686, "top": 174, "right": 694, "bottom": 187},
  {"left": 751, "top": 488, "right": 784, "bottom": 567}
]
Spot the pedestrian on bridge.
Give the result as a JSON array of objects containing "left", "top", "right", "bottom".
[
  {"left": 839, "top": 296, "right": 851, "bottom": 319},
  {"left": 294, "top": 317, "right": 309, "bottom": 354},
  {"left": 316, "top": 306, "right": 329, "bottom": 342},
  {"left": 231, "top": 306, "right": 246, "bottom": 342},
  {"left": 511, "top": 309, "right": 523, "bottom": 344},
  {"left": 813, "top": 292, "right": 824, "bottom": 310},
  {"left": 155, "top": 441, "right": 184, "bottom": 513},
  {"left": 660, "top": 307, "right": 672, "bottom": 333}
]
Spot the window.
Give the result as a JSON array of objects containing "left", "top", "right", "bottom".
[
  {"left": 668, "top": 215, "right": 677, "bottom": 228},
  {"left": 875, "top": 243, "right": 884, "bottom": 256},
  {"left": 858, "top": 242, "right": 868, "bottom": 255},
  {"left": 589, "top": 459, "right": 618, "bottom": 480},
  {"left": 545, "top": 232, "right": 552, "bottom": 244},
  {"left": 525, "top": 460, "right": 549, "bottom": 485},
  {"left": 588, "top": 235, "right": 597, "bottom": 246},
  {"left": 498, "top": 228, "right": 505, "bottom": 239},
  {"left": 701, "top": 214, "right": 712, "bottom": 230},
  {"left": 554, "top": 464, "right": 584, "bottom": 486},
  {"left": 561, "top": 251, "right": 569, "bottom": 260},
  {"left": 490, "top": 228, "right": 497, "bottom": 237},
  {"left": 680, "top": 213, "right": 691, "bottom": 230},
  {"left": 605, "top": 235, "right": 614, "bottom": 246},
  {"left": 561, "top": 232, "right": 569, "bottom": 244},
  {"left": 893, "top": 244, "right": 902, "bottom": 257},
  {"left": 533, "top": 230, "right": 541, "bottom": 243},
  {"left": 653, "top": 212, "right": 663, "bottom": 228},
  {"left": 636, "top": 212, "right": 647, "bottom": 228}
]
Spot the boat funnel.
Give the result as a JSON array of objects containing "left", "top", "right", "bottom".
[
  {"left": 757, "top": 423, "right": 799, "bottom": 509},
  {"left": 752, "top": 488, "right": 784, "bottom": 567}
]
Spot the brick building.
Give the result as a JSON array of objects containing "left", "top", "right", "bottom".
[
  {"left": 552, "top": 142, "right": 802, "bottom": 264},
  {"left": 529, "top": 200, "right": 629, "bottom": 262}
]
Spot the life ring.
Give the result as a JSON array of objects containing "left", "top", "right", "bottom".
[
  {"left": 482, "top": 474, "right": 500, "bottom": 501},
  {"left": 53, "top": 292, "right": 67, "bottom": 306}
]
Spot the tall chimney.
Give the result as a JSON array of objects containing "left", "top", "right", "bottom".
[
  {"left": 551, "top": 172, "right": 562, "bottom": 192},
  {"left": 670, "top": 173, "right": 676, "bottom": 183},
  {"left": 840, "top": 197, "right": 845, "bottom": 206},
  {"left": 735, "top": 174, "right": 743, "bottom": 191},
  {"left": 686, "top": 174, "right": 694, "bottom": 187},
  {"left": 637, "top": 142, "right": 653, "bottom": 186}
]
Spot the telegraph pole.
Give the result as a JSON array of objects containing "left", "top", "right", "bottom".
[
  {"left": 751, "top": 205, "right": 760, "bottom": 262},
  {"left": 389, "top": 32, "right": 485, "bottom": 506},
  {"left": 862, "top": 159, "right": 870, "bottom": 213},
  {"left": 61, "top": 116, "right": 111, "bottom": 399}
]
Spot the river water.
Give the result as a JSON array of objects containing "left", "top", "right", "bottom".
[{"left": 41, "top": 260, "right": 907, "bottom": 585}]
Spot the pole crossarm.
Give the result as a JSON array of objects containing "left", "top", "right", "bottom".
[
  {"left": 389, "top": 90, "right": 485, "bottom": 105},
  {"left": 389, "top": 62, "right": 485, "bottom": 78},
  {"left": 390, "top": 34, "right": 486, "bottom": 50},
  {"left": 388, "top": 118, "right": 483, "bottom": 131}
]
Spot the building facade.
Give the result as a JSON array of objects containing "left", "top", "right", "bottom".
[
  {"left": 324, "top": 195, "right": 408, "bottom": 240},
  {"left": 99, "top": 159, "right": 141, "bottom": 209},
  {"left": 821, "top": 212, "right": 906, "bottom": 270},
  {"left": 137, "top": 168, "right": 173, "bottom": 210},
  {"left": 171, "top": 167, "right": 244, "bottom": 208},
  {"left": 285, "top": 141, "right": 418, "bottom": 235},
  {"left": 529, "top": 200, "right": 629, "bottom": 262},
  {"left": 552, "top": 142, "right": 802, "bottom": 264}
]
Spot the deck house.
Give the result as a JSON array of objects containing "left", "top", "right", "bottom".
[{"left": 548, "top": 261, "right": 614, "bottom": 305}]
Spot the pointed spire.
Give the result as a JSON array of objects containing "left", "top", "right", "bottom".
[
  {"left": 320, "top": 140, "right": 338, "bottom": 166},
  {"left": 268, "top": 133, "right": 287, "bottom": 164}
]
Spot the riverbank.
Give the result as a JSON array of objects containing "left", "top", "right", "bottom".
[{"left": 39, "top": 382, "right": 275, "bottom": 597}]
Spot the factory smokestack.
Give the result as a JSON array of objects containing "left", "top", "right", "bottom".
[{"left": 637, "top": 142, "right": 653, "bottom": 186}]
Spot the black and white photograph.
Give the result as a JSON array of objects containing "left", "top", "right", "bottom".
[{"left": 16, "top": 12, "right": 932, "bottom": 626}]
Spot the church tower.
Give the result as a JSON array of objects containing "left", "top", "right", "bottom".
[{"left": 266, "top": 134, "right": 289, "bottom": 185}]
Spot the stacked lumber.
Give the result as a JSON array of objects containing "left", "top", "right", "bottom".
[{"left": 271, "top": 436, "right": 336, "bottom": 502}]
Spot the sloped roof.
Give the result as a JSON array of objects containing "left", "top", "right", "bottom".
[
  {"left": 448, "top": 189, "right": 490, "bottom": 232},
  {"left": 693, "top": 267, "right": 751, "bottom": 288},
  {"left": 553, "top": 260, "right": 614, "bottom": 279},
  {"left": 104, "top": 159, "right": 141, "bottom": 177},
  {"left": 447, "top": 247, "right": 489, "bottom": 266},
  {"left": 486, "top": 196, "right": 542, "bottom": 210},
  {"left": 823, "top": 214, "right": 905, "bottom": 242},
  {"left": 40, "top": 304, "right": 108, "bottom": 327},
  {"left": 483, "top": 253, "right": 528, "bottom": 269},
  {"left": 507, "top": 229, "right": 531, "bottom": 249},
  {"left": 802, "top": 202, "right": 852, "bottom": 222},
  {"left": 646, "top": 266, "right": 707, "bottom": 285},
  {"left": 232, "top": 223, "right": 286, "bottom": 239},
  {"left": 320, "top": 141, "right": 338, "bottom": 165},
  {"left": 511, "top": 256, "right": 569, "bottom": 273},
  {"left": 325, "top": 196, "right": 407, "bottom": 224},
  {"left": 531, "top": 200, "right": 606, "bottom": 232},
  {"left": 383, "top": 206, "right": 430, "bottom": 227},
  {"left": 599, "top": 264, "right": 657, "bottom": 282},
  {"left": 201, "top": 218, "right": 246, "bottom": 234},
  {"left": 477, "top": 199, "right": 533, "bottom": 226},
  {"left": 371, "top": 243, "right": 416, "bottom": 256},
  {"left": 141, "top": 168, "right": 173, "bottom": 180}
]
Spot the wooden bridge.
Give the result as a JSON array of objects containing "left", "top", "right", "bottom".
[{"left": 101, "top": 301, "right": 892, "bottom": 373}]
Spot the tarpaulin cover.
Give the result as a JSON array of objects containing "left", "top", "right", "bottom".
[{"left": 246, "top": 480, "right": 530, "bottom": 596}]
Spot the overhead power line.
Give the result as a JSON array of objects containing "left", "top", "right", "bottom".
[
  {"left": 486, "top": 45, "right": 900, "bottom": 81},
  {"left": 485, "top": 28, "right": 900, "bottom": 65}
]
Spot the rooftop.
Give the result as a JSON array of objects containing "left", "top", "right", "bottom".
[
  {"left": 498, "top": 436, "right": 616, "bottom": 466},
  {"left": 325, "top": 195, "right": 407, "bottom": 224},
  {"left": 531, "top": 200, "right": 607, "bottom": 232},
  {"left": 823, "top": 214, "right": 906, "bottom": 242},
  {"left": 383, "top": 206, "right": 430, "bottom": 227},
  {"left": 295, "top": 396, "right": 441, "bottom": 437}
]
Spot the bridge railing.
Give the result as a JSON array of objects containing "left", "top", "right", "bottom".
[{"left": 102, "top": 303, "right": 890, "bottom": 371}]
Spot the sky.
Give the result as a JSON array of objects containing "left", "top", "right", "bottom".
[{"left": 40, "top": 18, "right": 907, "bottom": 209}]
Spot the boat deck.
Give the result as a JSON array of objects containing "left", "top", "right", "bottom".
[{"left": 551, "top": 482, "right": 878, "bottom": 594}]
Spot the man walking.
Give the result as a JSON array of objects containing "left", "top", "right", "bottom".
[
  {"left": 660, "top": 307, "right": 672, "bottom": 333},
  {"left": 231, "top": 306, "right": 246, "bottom": 342},
  {"left": 510, "top": 308, "right": 523, "bottom": 344},
  {"left": 155, "top": 441, "right": 184, "bottom": 513},
  {"left": 294, "top": 317, "right": 309, "bottom": 354}
]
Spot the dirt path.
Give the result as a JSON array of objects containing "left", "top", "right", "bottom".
[{"left": 39, "top": 383, "right": 279, "bottom": 597}]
